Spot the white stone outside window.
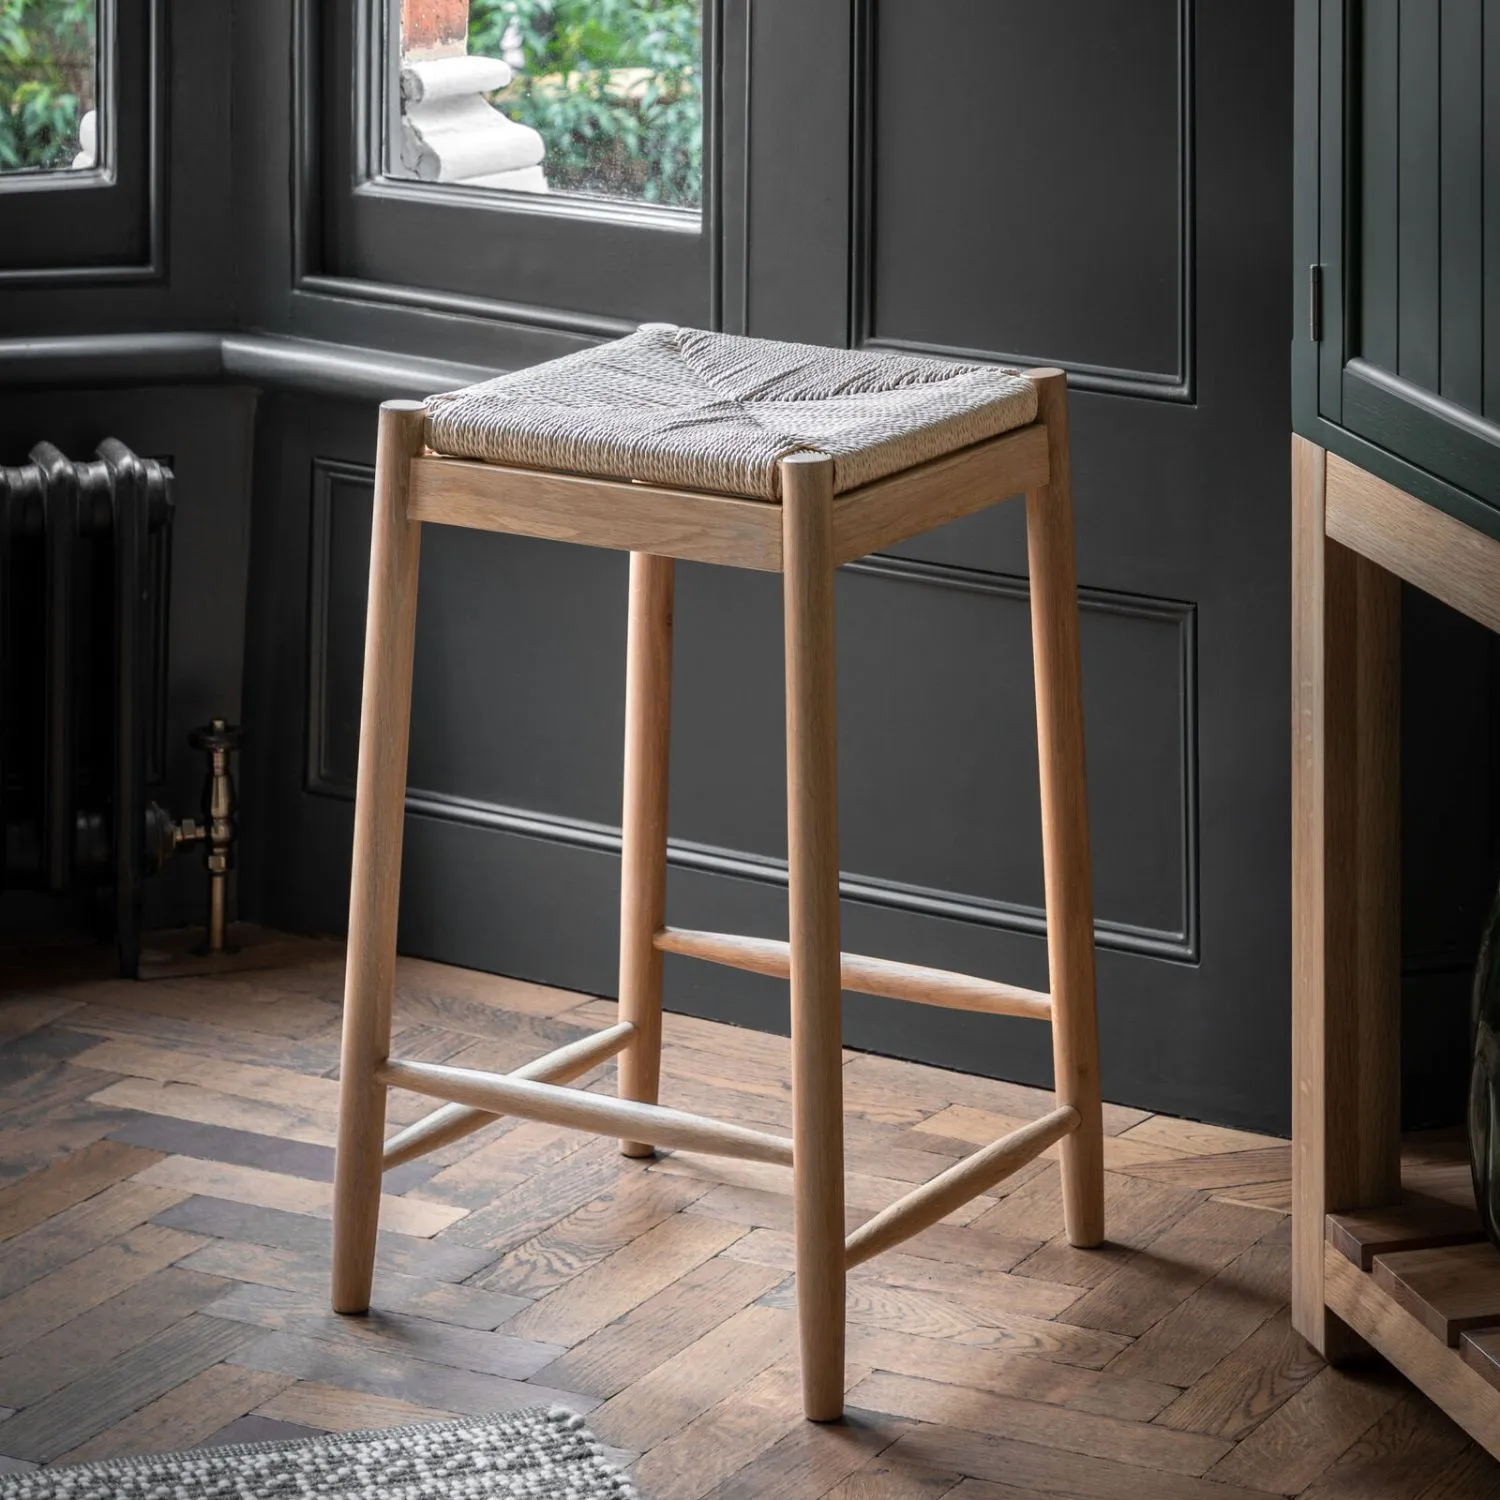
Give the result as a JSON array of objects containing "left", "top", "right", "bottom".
[{"left": 397, "top": 0, "right": 548, "bottom": 193}]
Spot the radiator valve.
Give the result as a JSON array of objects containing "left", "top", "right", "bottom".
[{"left": 187, "top": 717, "right": 242, "bottom": 954}]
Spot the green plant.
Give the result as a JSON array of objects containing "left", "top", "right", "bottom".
[
  {"left": 468, "top": 0, "right": 700, "bottom": 207},
  {"left": 0, "top": 0, "right": 95, "bottom": 172}
]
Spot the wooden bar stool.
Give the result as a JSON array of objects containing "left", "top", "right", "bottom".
[{"left": 331, "top": 325, "right": 1105, "bottom": 1423}]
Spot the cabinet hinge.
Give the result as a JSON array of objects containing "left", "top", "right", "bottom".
[{"left": 1309, "top": 264, "right": 1324, "bottom": 342}]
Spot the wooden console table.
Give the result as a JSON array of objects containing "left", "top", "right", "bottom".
[{"left": 1292, "top": 434, "right": 1500, "bottom": 1455}]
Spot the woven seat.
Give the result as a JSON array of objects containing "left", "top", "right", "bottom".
[{"left": 424, "top": 323, "right": 1038, "bottom": 500}]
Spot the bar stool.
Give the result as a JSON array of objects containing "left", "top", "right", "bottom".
[{"left": 331, "top": 324, "right": 1105, "bottom": 1423}]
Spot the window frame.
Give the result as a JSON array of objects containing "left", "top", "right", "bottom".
[
  {"left": 309, "top": 0, "right": 718, "bottom": 329},
  {"left": 0, "top": 0, "right": 163, "bottom": 280}
]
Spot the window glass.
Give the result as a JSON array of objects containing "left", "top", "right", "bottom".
[
  {"left": 395, "top": 0, "right": 701, "bottom": 209},
  {"left": 0, "top": 0, "right": 99, "bottom": 174}
]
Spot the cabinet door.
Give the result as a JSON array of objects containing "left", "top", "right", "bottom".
[{"left": 1311, "top": 0, "right": 1500, "bottom": 535}]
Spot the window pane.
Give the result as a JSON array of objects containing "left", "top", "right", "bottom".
[
  {"left": 0, "top": 0, "right": 99, "bottom": 174},
  {"left": 395, "top": 0, "right": 701, "bottom": 209}
]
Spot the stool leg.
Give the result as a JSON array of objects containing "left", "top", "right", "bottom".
[
  {"left": 332, "top": 400, "right": 426, "bottom": 1314},
  {"left": 1026, "top": 373, "right": 1105, "bottom": 1249},
  {"left": 618, "top": 552, "right": 675, "bottom": 1157},
  {"left": 781, "top": 453, "right": 846, "bottom": 1422}
]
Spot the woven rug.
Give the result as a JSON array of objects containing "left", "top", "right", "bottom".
[{"left": 0, "top": 1407, "right": 637, "bottom": 1499}]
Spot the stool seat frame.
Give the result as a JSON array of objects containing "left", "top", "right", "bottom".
[{"left": 331, "top": 367, "right": 1104, "bottom": 1423}]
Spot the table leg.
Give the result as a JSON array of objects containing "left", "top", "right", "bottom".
[{"left": 1291, "top": 435, "right": 1403, "bottom": 1359}]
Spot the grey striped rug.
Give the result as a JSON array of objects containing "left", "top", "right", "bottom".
[{"left": 0, "top": 1408, "right": 636, "bottom": 1498}]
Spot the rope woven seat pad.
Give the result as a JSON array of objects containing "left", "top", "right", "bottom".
[{"left": 423, "top": 323, "right": 1039, "bottom": 501}]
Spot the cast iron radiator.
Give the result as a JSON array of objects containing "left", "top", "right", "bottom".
[{"left": 0, "top": 440, "right": 176, "bottom": 977}]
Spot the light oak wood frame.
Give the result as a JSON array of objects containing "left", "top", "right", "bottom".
[
  {"left": 1291, "top": 434, "right": 1500, "bottom": 1457},
  {"left": 1291, "top": 434, "right": 1403, "bottom": 1360},
  {"left": 331, "top": 370, "right": 1104, "bottom": 1423}
]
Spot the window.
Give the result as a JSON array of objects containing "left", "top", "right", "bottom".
[
  {"left": 313, "top": 0, "right": 712, "bottom": 326},
  {"left": 0, "top": 0, "right": 157, "bottom": 278},
  {"left": 0, "top": 0, "right": 100, "bottom": 175},
  {"left": 393, "top": 0, "right": 702, "bottom": 209}
]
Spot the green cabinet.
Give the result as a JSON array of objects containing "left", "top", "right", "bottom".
[{"left": 1294, "top": 0, "right": 1500, "bottom": 540}]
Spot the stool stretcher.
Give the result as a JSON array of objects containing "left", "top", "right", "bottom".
[
  {"left": 377, "top": 1056, "right": 795, "bottom": 1166},
  {"left": 381, "top": 1021, "right": 637, "bottom": 1170},
  {"left": 656, "top": 926, "right": 1052, "bottom": 1022},
  {"left": 845, "top": 1104, "right": 1079, "bottom": 1267}
]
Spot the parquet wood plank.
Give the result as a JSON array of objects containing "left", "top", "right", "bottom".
[
  {"left": 71, "top": 1040, "right": 361, "bottom": 1120},
  {"left": 1009, "top": 1171, "right": 1203, "bottom": 1290},
  {"left": 113, "top": 1110, "right": 345, "bottom": 1172},
  {"left": 730, "top": 1233, "right": 1080, "bottom": 1322},
  {"left": 0, "top": 1313, "right": 255, "bottom": 1462},
  {"left": 842, "top": 1324, "right": 1176, "bottom": 1423},
  {"left": 884, "top": 1422, "right": 1274, "bottom": 1500},
  {"left": 651, "top": 1152, "right": 996, "bottom": 1227},
  {"left": 758, "top": 1274, "right": 1133, "bottom": 1369},
  {"left": 0, "top": 996, "right": 84, "bottom": 1043},
  {"left": 106, "top": 1109, "right": 436, "bottom": 1193},
  {"left": 502, "top": 1213, "right": 745, "bottom": 1347},
  {"left": 590, "top": 1303, "right": 798, "bottom": 1451},
  {"left": 203, "top": 1282, "right": 559, "bottom": 1379},
  {"left": 1060, "top": 1197, "right": 1273, "bottom": 1337},
  {"left": 1297, "top": 1389, "right": 1475, "bottom": 1499},
  {"left": 1118, "top": 1117, "right": 1285, "bottom": 1157},
  {"left": 46, "top": 976, "right": 341, "bottom": 1041},
  {"left": 176, "top": 1238, "right": 526, "bottom": 1329},
  {"left": 409, "top": 1118, "right": 583, "bottom": 1210},
  {"left": 1413, "top": 1442, "right": 1500, "bottom": 1499},
  {"left": 56, "top": 1363, "right": 295, "bottom": 1466},
  {"left": 447, "top": 1141, "right": 627, "bottom": 1254},
  {"left": 252, "top": 1381, "right": 459, "bottom": 1432},
  {"left": 481, "top": 1167, "right": 710, "bottom": 1298},
  {"left": 848, "top": 1369, "right": 1231, "bottom": 1476},
  {"left": 390, "top": 959, "right": 586, "bottom": 1030},
  {"left": 150, "top": 1195, "right": 496, "bottom": 1283},
  {"left": 90, "top": 1077, "right": 344, "bottom": 1150},
  {"left": 58, "top": 1004, "right": 341, "bottom": 1072},
  {"left": 536, "top": 1255, "right": 786, "bottom": 1399},
  {"left": 131, "top": 1156, "right": 464, "bottom": 1238},
  {"left": 0, "top": 1140, "right": 160, "bottom": 1243},
  {"left": 709, "top": 1406, "right": 908, "bottom": 1500},
  {"left": 0, "top": 1267, "right": 228, "bottom": 1410},
  {"left": 915, "top": 1105, "right": 1188, "bottom": 1170},
  {"left": 0, "top": 1179, "right": 188, "bottom": 1299},
  {"left": 844, "top": 1054, "right": 1150, "bottom": 1137},
  {"left": 1102, "top": 1234, "right": 1289, "bottom": 1387},
  {"left": 1152, "top": 1307, "right": 1325, "bottom": 1441},
  {"left": 227, "top": 1329, "right": 592, "bottom": 1417},
  {"left": 630, "top": 1361, "right": 837, "bottom": 1500},
  {"left": 723, "top": 1223, "right": 1041, "bottom": 1280},
  {"left": 820, "top": 1451, "right": 963, "bottom": 1500},
  {"left": 1204, "top": 1362, "right": 1407, "bottom": 1494},
  {"left": 0, "top": 1221, "right": 205, "bottom": 1357},
  {"left": 1108, "top": 1145, "right": 1294, "bottom": 1192}
]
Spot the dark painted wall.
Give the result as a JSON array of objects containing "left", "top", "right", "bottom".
[{"left": 1, "top": 0, "right": 1494, "bottom": 1135}]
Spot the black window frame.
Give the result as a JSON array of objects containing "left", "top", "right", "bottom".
[
  {"left": 309, "top": 0, "right": 720, "bottom": 330},
  {"left": 0, "top": 0, "right": 163, "bottom": 280}
]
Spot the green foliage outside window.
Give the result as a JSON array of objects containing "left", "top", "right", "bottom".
[
  {"left": 468, "top": 0, "right": 701, "bottom": 207},
  {"left": 0, "top": 0, "right": 94, "bottom": 172}
]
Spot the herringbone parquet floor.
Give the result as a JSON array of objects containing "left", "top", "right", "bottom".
[{"left": 0, "top": 933, "right": 1495, "bottom": 1497}]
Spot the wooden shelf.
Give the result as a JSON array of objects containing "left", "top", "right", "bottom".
[{"left": 1325, "top": 1138, "right": 1500, "bottom": 1450}]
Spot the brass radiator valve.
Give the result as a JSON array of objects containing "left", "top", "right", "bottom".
[{"left": 173, "top": 718, "right": 242, "bottom": 954}]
